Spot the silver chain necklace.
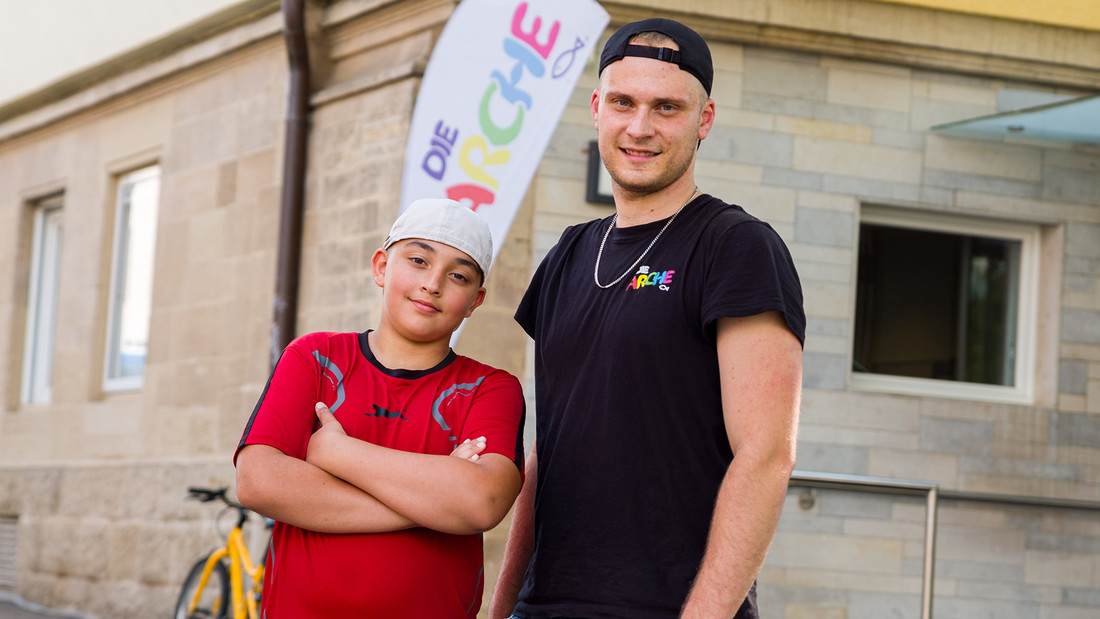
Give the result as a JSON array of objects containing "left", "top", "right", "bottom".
[{"left": 593, "top": 188, "right": 699, "bottom": 289}]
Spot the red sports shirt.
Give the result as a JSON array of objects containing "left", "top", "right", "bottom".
[{"left": 235, "top": 331, "right": 524, "bottom": 617}]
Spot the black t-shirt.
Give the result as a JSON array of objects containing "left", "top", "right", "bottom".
[{"left": 514, "top": 194, "right": 805, "bottom": 619}]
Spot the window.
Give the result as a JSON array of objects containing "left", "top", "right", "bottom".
[
  {"left": 851, "top": 206, "right": 1039, "bottom": 403},
  {"left": 104, "top": 166, "right": 160, "bottom": 392},
  {"left": 20, "top": 196, "right": 63, "bottom": 405},
  {"left": 0, "top": 514, "right": 16, "bottom": 592}
]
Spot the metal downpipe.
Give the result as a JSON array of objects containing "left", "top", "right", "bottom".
[{"left": 271, "top": 0, "right": 310, "bottom": 369}]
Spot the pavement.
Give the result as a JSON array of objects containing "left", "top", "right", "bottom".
[{"left": 0, "top": 595, "right": 90, "bottom": 619}]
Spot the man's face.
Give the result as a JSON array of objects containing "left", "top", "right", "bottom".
[{"left": 591, "top": 50, "right": 715, "bottom": 200}]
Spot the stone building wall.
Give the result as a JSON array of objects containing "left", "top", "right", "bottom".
[
  {"left": 764, "top": 488, "right": 1100, "bottom": 618},
  {"left": 0, "top": 10, "right": 290, "bottom": 616},
  {"left": 537, "top": 8, "right": 1100, "bottom": 618},
  {"left": 0, "top": 459, "right": 237, "bottom": 617},
  {"left": 0, "top": 16, "right": 287, "bottom": 463}
]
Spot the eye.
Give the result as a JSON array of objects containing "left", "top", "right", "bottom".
[
  {"left": 408, "top": 256, "right": 427, "bottom": 266},
  {"left": 449, "top": 272, "right": 470, "bottom": 283}
]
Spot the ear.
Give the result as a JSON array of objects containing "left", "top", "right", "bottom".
[
  {"left": 697, "top": 97, "right": 716, "bottom": 142},
  {"left": 590, "top": 88, "right": 601, "bottom": 129},
  {"left": 371, "top": 248, "right": 389, "bottom": 288},
  {"left": 464, "top": 287, "right": 487, "bottom": 318}
]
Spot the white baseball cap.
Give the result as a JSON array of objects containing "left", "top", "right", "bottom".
[{"left": 383, "top": 198, "right": 493, "bottom": 277}]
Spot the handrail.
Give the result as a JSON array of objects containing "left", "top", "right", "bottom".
[
  {"left": 791, "top": 470, "right": 938, "bottom": 494},
  {"left": 789, "top": 470, "right": 939, "bottom": 619},
  {"left": 788, "top": 470, "right": 1100, "bottom": 619},
  {"left": 937, "top": 488, "right": 1100, "bottom": 511}
]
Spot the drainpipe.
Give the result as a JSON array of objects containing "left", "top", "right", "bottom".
[{"left": 271, "top": 0, "right": 310, "bottom": 370}]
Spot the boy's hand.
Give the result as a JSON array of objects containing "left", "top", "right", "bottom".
[
  {"left": 307, "top": 402, "right": 346, "bottom": 469},
  {"left": 451, "top": 437, "right": 487, "bottom": 462},
  {"left": 308, "top": 403, "right": 485, "bottom": 465}
]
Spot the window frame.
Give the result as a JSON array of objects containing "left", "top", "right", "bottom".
[
  {"left": 850, "top": 206, "right": 1040, "bottom": 405},
  {"left": 20, "top": 195, "right": 64, "bottom": 405},
  {"left": 102, "top": 165, "right": 161, "bottom": 393}
]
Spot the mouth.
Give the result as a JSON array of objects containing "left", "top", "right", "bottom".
[
  {"left": 409, "top": 298, "right": 440, "bottom": 314},
  {"left": 621, "top": 147, "right": 658, "bottom": 160}
]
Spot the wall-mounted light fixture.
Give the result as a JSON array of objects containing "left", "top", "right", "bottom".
[{"left": 585, "top": 140, "right": 615, "bottom": 205}]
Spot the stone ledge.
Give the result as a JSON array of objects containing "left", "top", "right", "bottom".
[
  {"left": 0, "top": 8, "right": 283, "bottom": 144},
  {"left": 602, "top": 1, "right": 1100, "bottom": 89}
]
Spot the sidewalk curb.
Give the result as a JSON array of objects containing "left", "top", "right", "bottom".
[{"left": 0, "top": 593, "right": 93, "bottom": 619}]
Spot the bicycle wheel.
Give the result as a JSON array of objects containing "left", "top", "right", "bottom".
[{"left": 174, "top": 554, "right": 230, "bottom": 619}]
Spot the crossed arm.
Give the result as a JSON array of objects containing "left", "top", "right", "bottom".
[{"left": 236, "top": 404, "right": 521, "bottom": 536}]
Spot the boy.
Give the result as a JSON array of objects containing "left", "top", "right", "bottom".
[{"left": 235, "top": 198, "right": 525, "bottom": 617}]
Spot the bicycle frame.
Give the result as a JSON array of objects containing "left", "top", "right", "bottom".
[{"left": 185, "top": 523, "right": 264, "bottom": 619}]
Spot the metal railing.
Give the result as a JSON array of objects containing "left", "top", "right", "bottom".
[
  {"left": 789, "top": 471, "right": 939, "bottom": 619},
  {"left": 788, "top": 470, "right": 1100, "bottom": 619}
]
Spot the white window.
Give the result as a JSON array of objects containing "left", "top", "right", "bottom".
[
  {"left": 103, "top": 166, "right": 160, "bottom": 392},
  {"left": 20, "top": 196, "right": 64, "bottom": 405},
  {"left": 851, "top": 206, "right": 1039, "bottom": 404}
]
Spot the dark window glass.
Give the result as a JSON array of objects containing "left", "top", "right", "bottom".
[{"left": 853, "top": 223, "right": 1019, "bottom": 386}]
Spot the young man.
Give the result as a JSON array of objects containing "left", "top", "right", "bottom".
[
  {"left": 235, "top": 198, "right": 525, "bottom": 617},
  {"left": 490, "top": 18, "right": 805, "bottom": 619}
]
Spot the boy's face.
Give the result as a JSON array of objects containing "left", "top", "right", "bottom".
[{"left": 372, "top": 239, "right": 486, "bottom": 344}]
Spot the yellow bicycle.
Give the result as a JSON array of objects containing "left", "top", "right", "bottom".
[{"left": 175, "top": 487, "right": 269, "bottom": 619}]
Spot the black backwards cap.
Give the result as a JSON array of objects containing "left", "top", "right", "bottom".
[{"left": 598, "top": 18, "right": 714, "bottom": 95}]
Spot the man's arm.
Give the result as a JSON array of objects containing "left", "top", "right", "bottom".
[
  {"left": 307, "top": 403, "right": 523, "bottom": 535},
  {"left": 488, "top": 444, "right": 538, "bottom": 619},
  {"left": 680, "top": 311, "right": 801, "bottom": 618}
]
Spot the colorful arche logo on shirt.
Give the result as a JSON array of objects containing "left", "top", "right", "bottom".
[{"left": 627, "top": 265, "right": 677, "bottom": 291}]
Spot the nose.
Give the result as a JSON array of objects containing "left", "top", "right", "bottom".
[
  {"left": 421, "top": 269, "right": 445, "bottom": 295},
  {"left": 625, "top": 108, "right": 653, "bottom": 138}
]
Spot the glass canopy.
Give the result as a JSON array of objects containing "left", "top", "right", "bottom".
[{"left": 932, "top": 94, "right": 1100, "bottom": 144}]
